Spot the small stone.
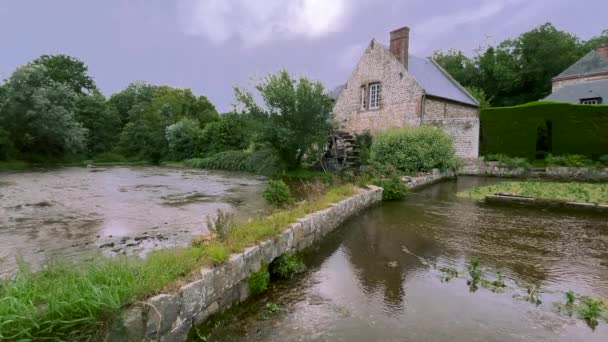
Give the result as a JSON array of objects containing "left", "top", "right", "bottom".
[
  {"left": 99, "top": 242, "right": 114, "bottom": 248},
  {"left": 387, "top": 261, "right": 398, "bottom": 268}
]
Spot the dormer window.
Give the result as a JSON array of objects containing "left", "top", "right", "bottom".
[{"left": 580, "top": 97, "right": 602, "bottom": 105}]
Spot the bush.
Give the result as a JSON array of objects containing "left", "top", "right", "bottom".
[
  {"left": 248, "top": 263, "right": 270, "bottom": 296},
  {"left": 200, "top": 113, "right": 251, "bottom": 155},
  {"left": 355, "top": 131, "right": 373, "bottom": 165},
  {"left": 484, "top": 154, "right": 530, "bottom": 168},
  {"left": 92, "top": 152, "right": 128, "bottom": 163},
  {"left": 370, "top": 126, "right": 458, "bottom": 175},
  {"left": 376, "top": 178, "right": 409, "bottom": 201},
  {"left": 206, "top": 209, "right": 233, "bottom": 242},
  {"left": 165, "top": 118, "right": 203, "bottom": 160},
  {"left": 262, "top": 180, "right": 294, "bottom": 207},
  {"left": 270, "top": 253, "right": 305, "bottom": 279},
  {"left": 187, "top": 149, "right": 284, "bottom": 176},
  {"left": 481, "top": 102, "right": 608, "bottom": 159},
  {"left": 545, "top": 154, "right": 591, "bottom": 167},
  {"left": 600, "top": 154, "right": 608, "bottom": 166}
]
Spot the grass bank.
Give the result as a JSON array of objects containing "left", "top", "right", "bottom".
[
  {"left": 458, "top": 181, "right": 608, "bottom": 205},
  {"left": 0, "top": 183, "right": 358, "bottom": 340}
]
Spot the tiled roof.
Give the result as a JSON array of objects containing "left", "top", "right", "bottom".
[
  {"left": 554, "top": 50, "right": 608, "bottom": 79},
  {"left": 545, "top": 79, "right": 608, "bottom": 103}
]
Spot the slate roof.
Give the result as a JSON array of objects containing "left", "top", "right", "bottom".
[
  {"left": 330, "top": 44, "right": 478, "bottom": 107},
  {"left": 545, "top": 79, "right": 608, "bottom": 103},
  {"left": 554, "top": 50, "right": 608, "bottom": 79}
]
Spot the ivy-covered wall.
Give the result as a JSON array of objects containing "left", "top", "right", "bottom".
[{"left": 480, "top": 102, "right": 608, "bottom": 159}]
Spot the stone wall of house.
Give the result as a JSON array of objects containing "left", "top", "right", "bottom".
[
  {"left": 332, "top": 39, "right": 423, "bottom": 133},
  {"left": 423, "top": 97, "right": 479, "bottom": 160},
  {"left": 107, "top": 186, "right": 384, "bottom": 342},
  {"left": 552, "top": 73, "right": 608, "bottom": 92}
]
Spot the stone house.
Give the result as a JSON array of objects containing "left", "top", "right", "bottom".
[
  {"left": 330, "top": 26, "right": 480, "bottom": 160},
  {"left": 545, "top": 44, "right": 608, "bottom": 104}
]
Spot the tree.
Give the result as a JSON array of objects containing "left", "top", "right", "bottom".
[
  {"left": 30, "top": 54, "right": 97, "bottom": 95},
  {"left": 431, "top": 49, "right": 478, "bottom": 87},
  {"left": 465, "top": 86, "right": 491, "bottom": 108},
  {"left": 200, "top": 113, "right": 251, "bottom": 154},
  {"left": 165, "top": 118, "right": 203, "bottom": 160},
  {"left": 108, "top": 81, "right": 158, "bottom": 126},
  {"left": 237, "top": 70, "right": 332, "bottom": 169},
  {"left": 118, "top": 104, "right": 165, "bottom": 163},
  {"left": 149, "top": 87, "right": 219, "bottom": 127},
  {"left": 74, "top": 92, "right": 121, "bottom": 155},
  {"left": 0, "top": 64, "right": 86, "bottom": 159}
]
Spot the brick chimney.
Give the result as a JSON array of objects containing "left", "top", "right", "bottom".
[
  {"left": 390, "top": 26, "right": 410, "bottom": 70},
  {"left": 598, "top": 43, "right": 608, "bottom": 58}
]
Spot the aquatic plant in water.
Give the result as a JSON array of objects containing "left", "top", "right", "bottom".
[
  {"left": 270, "top": 253, "right": 305, "bottom": 280},
  {"left": 578, "top": 297, "right": 602, "bottom": 329},
  {"left": 248, "top": 262, "right": 270, "bottom": 296},
  {"left": 467, "top": 258, "right": 482, "bottom": 291}
]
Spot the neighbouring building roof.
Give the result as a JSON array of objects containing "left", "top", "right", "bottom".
[
  {"left": 554, "top": 50, "right": 608, "bottom": 80},
  {"left": 545, "top": 79, "right": 608, "bottom": 103},
  {"left": 407, "top": 55, "right": 479, "bottom": 106},
  {"left": 329, "top": 46, "right": 479, "bottom": 107}
]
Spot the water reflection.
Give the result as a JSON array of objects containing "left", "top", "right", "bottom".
[{"left": 196, "top": 176, "right": 608, "bottom": 342}]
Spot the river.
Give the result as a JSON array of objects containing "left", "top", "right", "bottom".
[
  {"left": 192, "top": 176, "right": 608, "bottom": 341},
  {"left": 0, "top": 166, "right": 266, "bottom": 277}
]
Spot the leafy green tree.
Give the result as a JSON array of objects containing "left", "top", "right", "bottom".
[
  {"left": 431, "top": 49, "right": 478, "bottom": 86},
  {"left": 118, "top": 104, "right": 165, "bottom": 163},
  {"left": 201, "top": 113, "right": 251, "bottom": 154},
  {"left": 74, "top": 92, "right": 121, "bottom": 155},
  {"left": 165, "top": 118, "right": 203, "bottom": 160},
  {"left": 583, "top": 29, "right": 608, "bottom": 51},
  {"left": 30, "top": 54, "right": 97, "bottom": 95},
  {"left": 108, "top": 81, "right": 158, "bottom": 126},
  {"left": 465, "top": 86, "right": 492, "bottom": 108},
  {"left": 0, "top": 64, "right": 86, "bottom": 160},
  {"left": 236, "top": 70, "right": 332, "bottom": 169},
  {"left": 150, "top": 87, "right": 219, "bottom": 127}
]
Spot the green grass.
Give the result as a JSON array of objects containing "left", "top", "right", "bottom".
[
  {"left": 0, "top": 160, "right": 31, "bottom": 170},
  {"left": 0, "top": 183, "right": 359, "bottom": 340},
  {"left": 458, "top": 181, "right": 608, "bottom": 205}
]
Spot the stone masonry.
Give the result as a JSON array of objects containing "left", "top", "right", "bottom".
[{"left": 332, "top": 26, "right": 480, "bottom": 160}]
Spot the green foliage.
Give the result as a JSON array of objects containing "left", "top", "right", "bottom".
[
  {"left": 433, "top": 23, "right": 602, "bottom": 106},
  {"left": 165, "top": 118, "right": 204, "bottom": 160},
  {"left": 480, "top": 102, "right": 608, "bottom": 160},
  {"left": 29, "top": 54, "right": 97, "bottom": 95},
  {"left": 148, "top": 86, "right": 219, "bottom": 127},
  {"left": 202, "top": 242, "right": 230, "bottom": 264},
  {"left": 107, "top": 81, "right": 158, "bottom": 126},
  {"left": 376, "top": 178, "right": 409, "bottom": 201},
  {"left": 467, "top": 258, "right": 482, "bottom": 284},
  {"left": 578, "top": 297, "right": 602, "bottom": 326},
  {"left": 566, "top": 291, "right": 576, "bottom": 306},
  {"left": 92, "top": 152, "right": 128, "bottom": 164},
  {"left": 545, "top": 154, "right": 591, "bottom": 167},
  {"left": 458, "top": 181, "right": 608, "bottom": 205},
  {"left": 236, "top": 70, "right": 332, "bottom": 169},
  {"left": 248, "top": 263, "right": 270, "bottom": 297},
  {"left": 270, "top": 253, "right": 305, "bottom": 279},
  {"left": 206, "top": 209, "right": 234, "bottom": 242},
  {"left": 74, "top": 92, "right": 121, "bottom": 155},
  {"left": 187, "top": 149, "right": 284, "bottom": 176},
  {"left": 355, "top": 131, "right": 373, "bottom": 165},
  {"left": 201, "top": 113, "right": 251, "bottom": 154},
  {"left": 0, "top": 64, "right": 87, "bottom": 160},
  {"left": 465, "top": 86, "right": 492, "bottom": 108},
  {"left": 118, "top": 105, "right": 166, "bottom": 163},
  {"left": 370, "top": 126, "right": 459, "bottom": 175},
  {"left": 484, "top": 154, "right": 530, "bottom": 168},
  {"left": 0, "top": 127, "right": 16, "bottom": 160},
  {"left": 262, "top": 179, "right": 294, "bottom": 207},
  {"left": 0, "top": 247, "right": 208, "bottom": 341}
]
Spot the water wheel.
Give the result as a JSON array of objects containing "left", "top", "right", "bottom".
[{"left": 317, "top": 131, "right": 361, "bottom": 172}]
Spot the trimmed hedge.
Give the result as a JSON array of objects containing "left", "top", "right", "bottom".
[{"left": 480, "top": 102, "right": 608, "bottom": 159}]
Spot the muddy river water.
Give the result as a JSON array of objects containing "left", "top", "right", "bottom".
[
  {"left": 194, "top": 177, "right": 608, "bottom": 342},
  {"left": 0, "top": 167, "right": 266, "bottom": 277}
]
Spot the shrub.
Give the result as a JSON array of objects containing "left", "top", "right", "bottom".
[
  {"left": 376, "top": 178, "right": 409, "bottom": 201},
  {"left": 248, "top": 263, "right": 270, "bottom": 296},
  {"left": 200, "top": 113, "right": 251, "bottom": 155},
  {"left": 270, "top": 253, "right": 305, "bottom": 279},
  {"left": 262, "top": 180, "right": 294, "bottom": 207},
  {"left": 187, "top": 149, "right": 284, "bottom": 176},
  {"left": 92, "top": 152, "right": 128, "bottom": 163},
  {"left": 355, "top": 131, "right": 373, "bottom": 165},
  {"left": 165, "top": 118, "right": 203, "bottom": 160},
  {"left": 484, "top": 154, "right": 530, "bottom": 168},
  {"left": 545, "top": 154, "right": 591, "bottom": 167},
  {"left": 370, "top": 126, "right": 458, "bottom": 175},
  {"left": 600, "top": 154, "right": 608, "bottom": 166},
  {"left": 206, "top": 209, "right": 233, "bottom": 242}
]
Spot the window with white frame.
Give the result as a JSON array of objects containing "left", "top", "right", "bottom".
[
  {"left": 360, "top": 85, "right": 367, "bottom": 110},
  {"left": 369, "top": 83, "right": 380, "bottom": 109},
  {"left": 580, "top": 97, "right": 602, "bottom": 105}
]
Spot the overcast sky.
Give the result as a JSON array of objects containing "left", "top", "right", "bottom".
[{"left": 1, "top": 0, "right": 606, "bottom": 111}]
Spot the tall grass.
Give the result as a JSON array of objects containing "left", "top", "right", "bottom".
[
  {"left": 458, "top": 181, "right": 608, "bottom": 205},
  {"left": 0, "top": 183, "right": 358, "bottom": 340}
]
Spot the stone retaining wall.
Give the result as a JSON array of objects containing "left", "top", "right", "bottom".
[
  {"left": 108, "top": 186, "right": 383, "bottom": 341},
  {"left": 402, "top": 168, "right": 456, "bottom": 189}
]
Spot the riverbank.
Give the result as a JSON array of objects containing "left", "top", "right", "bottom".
[
  {"left": 0, "top": 181, "right": 373, "bottom": 340},
  {"left": 458, "top": 180, "right": 608, "bottom": 205}
]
